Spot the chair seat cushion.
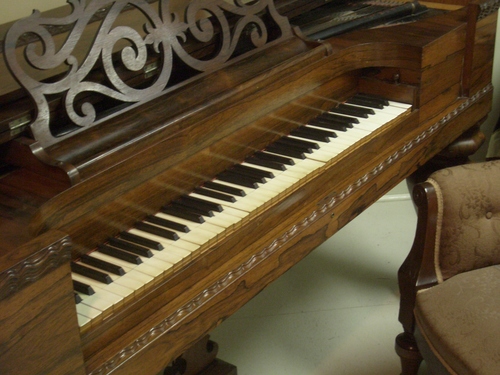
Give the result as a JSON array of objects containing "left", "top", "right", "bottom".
[{"left": 415, "top": 265, "right": 500, "bottom": 375}]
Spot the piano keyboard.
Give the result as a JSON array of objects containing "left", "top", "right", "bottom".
[{"left": 72, "top": 94, "right": 411, "bottom": 328}]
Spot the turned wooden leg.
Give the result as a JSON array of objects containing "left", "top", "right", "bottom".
[
  {"left": 163, "top": 336, "right": 237, "bottom": 375},
  {"left": 395, "top": 332, "right": 423, "bottom": 375}
]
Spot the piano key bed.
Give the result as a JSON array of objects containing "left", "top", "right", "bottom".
[{"left": 73, "top": 94, "right": 411, "bottom": 328}]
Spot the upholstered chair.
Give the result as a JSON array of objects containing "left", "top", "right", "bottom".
[{"left": 395, "top": 161, "right": 500, "bottom": 375}]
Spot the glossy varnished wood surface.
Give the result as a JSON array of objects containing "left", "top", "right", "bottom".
[
  {"left": 0, "top": 230, "right": 85, "bottom": 375},
  {"left": 0, "top": 1, "right": 497, "bottom": 374}
]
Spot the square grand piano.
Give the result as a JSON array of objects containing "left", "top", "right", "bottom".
[{"left": 0, "top": 0, "right": 498, "bottom": 373}]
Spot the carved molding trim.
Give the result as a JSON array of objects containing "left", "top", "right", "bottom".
[
  {"left": 4, "top": 0, "right": 292, "bottom": 147},
  {"left": 0, "top": 237, "right": 72, "bottom": 301},
  {"left": 90, "top": 84, "right": 493, "bottom": 375}
]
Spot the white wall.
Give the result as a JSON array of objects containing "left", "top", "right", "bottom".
[
  {"left": 0, "top": 0, "right": 66, "bottom": 24},
  {"left": 479, "top": 16, "right": 500, "bottom": 160}
]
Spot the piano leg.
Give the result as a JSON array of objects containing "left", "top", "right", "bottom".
[{"left": 162, "top": 336, "right": 237, "bottom": 375}]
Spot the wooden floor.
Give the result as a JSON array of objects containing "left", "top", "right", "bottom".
[{"left": 210, "top": 185, "right": 430, "bottom": 375}]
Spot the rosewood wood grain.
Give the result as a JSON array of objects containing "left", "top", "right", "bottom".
[
  {"left": 0, "top": 231, "right": 85, "bottom": 375},
  {"left": 0, "top": 1, "right": 497, "bottom": 374}
]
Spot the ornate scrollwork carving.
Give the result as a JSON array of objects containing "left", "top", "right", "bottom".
[{"left": 4, "top": 0, "right": 292, "bottom": 147}]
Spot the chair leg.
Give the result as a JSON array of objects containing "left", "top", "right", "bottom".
[{"left": 395, "top": 332, "right": 423, "bottom": 375}]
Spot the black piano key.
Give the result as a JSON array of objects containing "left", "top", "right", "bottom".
[
  {"left": 265, "top": 144, "right": 305, "bottom": 159},
  {"left": 330, "top": 104, "right": 374, "bottom": 118},
  {"left": 108, "top": 237, "right": 159, "bottom": 257},
  {"left": 302, "top": 126, "right": 337, "bottom": 138},
  {"left": 71, "top": 262, "right": 112, "bottom": 284},
  {"left": 194, "top": 187, "right": 237, "bottom": 202},
  {"left": 342, "top": 102, "right": 376, "bottom": 115},
  {"left": 160, "top": 205, "right": 205, "bottom": 223},
  {"left": 135, "top": 222, "right": 179, "bottom": 242},
  {"left": 204, "top": 181, "right": 246, "bottom": 197},
  {"left": 144, "top": 214, "right": 190, "bottom": 232},
  {"left": 245, "top": 156, "right": 286, "bottom": 171},
  {"left": 222, "top": 169, "right": 267, "bottom": 184},
  {"left": 275, "top": 138, "right": 315, "bottom": 153},
  {"left": 254, "top": 151, "right": 295, "bottom": 165},
  {"left": 74, "top": 292, "right": 83, "bottom": 304},
  {"left": 309, "top": 118, "right": 349, "bottom": 132},
  {"left": 231, "top": 164, "right": 275, "bottom": 179},
  {"left": 98, "top": 244, "right": 142, "bottom": 264},
  {"left": 354, "top": 93, "right": 389, "bottom": 106},
  {"left": 290, "top": 127, "right": 334, "bottom": 142},
  {"left": 321, "top": 112, "right": 358, "bottom": 124},
  {"left": 80, "top": 254, "right": 125, "bottom": 276},
  {"left": 346, "top": 96, "right": 385, "bottom": 109},
  {"left": 119, "top": 231, "right": 164, "bottom": 250},
  {"left": 177, "top": 195, "right": 224, "bottom": 213},
  {"left": 217, "top": 171, "right": 260, "bottom": 188},
  {"left": 281, "top": 136, "right": 320, "bottom": 150},
  {"left": 73, "top": 280, "right": 95, "bottom": 295},
  {"left": 171, "top": 201, "right": 215, "bottom": 217}
]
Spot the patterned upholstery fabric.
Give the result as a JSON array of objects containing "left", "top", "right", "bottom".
[
  {"left": 428, "top": 161, "right": 500, "bottom": 282},
  {"left": 415, "top": 265, "right": 500, "bottom": 375},
  {"left": 414, "top": 161, "right": 500, "bottom": 374}
]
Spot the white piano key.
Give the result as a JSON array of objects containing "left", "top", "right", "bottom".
[
  {"left": 130, "top": 227, "right": 213, "bottom": 248},
  {"left": 88, "top": 252, "right": 157, "bottom": 286},
  {"left": 192, "top": 215, "right": 235, "bottom": 231},
  {"left": 75, "top": 282, "right": 125, "bottom": 311},
  {"left": 77, "top": 313, "right": 92, "bottom": 328},
  {"left": 158, "top": 245, "right": 192, "bottom": 259},
  {"left": 148, "top": 248, "right": 184, "bottom": 264},
  {"left": 72, "top": 273, "right": 134, "bottom": 299},
  {"left": 73, "top": 260, "right": 146, "bottom": 293},
  {"left": 179, "top": 227, "right": 219, "bottom": 244},
  {"left": 77, "top": 291, "right": 115, "bottom": 312},
  {"left": 76, "top": 299, "right": 103, "bottom": 319},
  {"left": 307, "top": 149, "right": 339, "bottom": 163}
]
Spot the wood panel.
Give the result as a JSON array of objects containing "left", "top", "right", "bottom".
[{"left": 0, "top": 231, "right": 85, "bottom": 375}]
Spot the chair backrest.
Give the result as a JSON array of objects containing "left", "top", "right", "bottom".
[{"left": 428, "top": 160, "right": 500, "bottom": 282}]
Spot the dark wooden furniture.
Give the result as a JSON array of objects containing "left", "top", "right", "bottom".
[
  {"left": 396, "top": 161, "right": 500, "bottom": 375},
  {"left": 0, "top": 0, "right": 498, "bottom": 374}
]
